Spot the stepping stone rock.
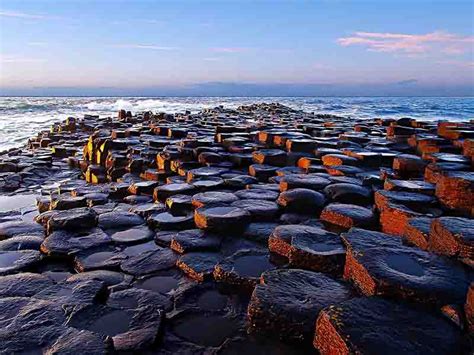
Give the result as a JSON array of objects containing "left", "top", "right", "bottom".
[
  {"left": 252, "top": 149, "right": 287, "bottom": 167},
  {"left": 0, "top": 235, "right": 44, "bottom": 251},
  {"left": 231, "top": 199, "right": 279, "bottom": 222},
  {"left": 315, "top": 297, "right": 464, "bottom": 355},
  {"left": 194, "top": 206, "right": 250, "bottom": 233},
  {"left": 176, "top": 252, "right": 221, "bottom": 281},
  {"left": 120, "top": 248, "right": 177, "bottom": 276},
  {"left": 323, "top": 183, "right": 372, "bottom": 205},
  {"left": 41, "top": 228, "right": 112, "bottom": 257},
  {"left": 435, "top": 171, "right": 474, "bottom": 217},
  {"left": 429, "top": 217, "right": 474, "bottom": 261},
  {"left": 147, "top": 212, "right": 194, "bottom": 230},
  {"left": 0, "top": 220, "right": 44, "bottom": 240},
  {"left": 342, "top": 228, "right": 471, "bottom": 306},
  {"left": 384, "top": 179, "right": 435, "bottom": 195},
  {"left": 269, "top": 224, "right": 345, "bottom": 275},
  {"left": 0, "top": 250, "right": 42, "bottom": 275},
  {"left": 45, "top": 328, "right": 113, "bottom": 355},
  {"left": 247, "top": 269, "right": 352, "bottom": 342},
  {"left": 279, "top": 174, "right": 331, "bottom": 192},
  {"left": 191, "top": 191, "right": 239, "bottom": 208},
  {"left": 277, "top": 188, "right": 326, "bottom": 214},
  {"left": 98, "top": 211, "right": 144, "bottom": 230},
  {"left": 243, "top": 222, "right": 279, "bottom": 244},
  {"left": 170, "top": 229, "right": 221, "bottom": 253},
  {"left": 320, "top": 203, "right": 376, "bottom": 230},
  {"left": 111, "top": 225, "right": 154, "bottom": 244},
  {"left": 47, "top": 208, "right": 97, "bottom": 233},
  {"left": 234, "top": 188, "right": 279, "bottom": 201},
  {"left": 403, "top": 217, "right": 432, "bottom": 250},
  {"left": 214, "top": 249, "right": 276, "bottom": 292},
  {"left": 0, "top": 272, "right": 53, "bottom": 297},
  {"left": 153, "top": 183, "right": 196, "bottom": 202}
]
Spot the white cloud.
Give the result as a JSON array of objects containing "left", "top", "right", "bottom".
[{"left": 109, "top": 44, "right": 180, "bottom": 51}]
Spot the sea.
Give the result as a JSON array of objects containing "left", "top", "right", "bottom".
[{"left": 0, "top": 96, "right": 473, "bottom": 151}]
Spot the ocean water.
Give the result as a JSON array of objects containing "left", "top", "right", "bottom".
[{"left": 0, "top": 96, "right": 473, "bottom": 151}]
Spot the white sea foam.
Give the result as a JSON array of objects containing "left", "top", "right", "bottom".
[{"left": 1, "top": 96, "right": 473, "bottom": 151}]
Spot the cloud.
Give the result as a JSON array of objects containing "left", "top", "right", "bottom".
[
  {"left": 210, "top": 47, "right": 250, "bottom": 53},
  {"left": 395, "top": 79, "right": 418, "bottom": 85},
  {"left": 0, "top": 9, "right": 63, "bottom": 20},
  {"left": 203, "top": 57, "right": 222, "bottom": 61},
  {"left": 437, "top": 60, "right": 474, "bottom": 68},
  {"left": 109, "top": 44, "right": 180, "bottom": 51},
  {"left": 337, "top": 31, "right": 474, "bottom": 55},
  {"left": 0, "top": 55, "right": 45, "bottom": 63}
]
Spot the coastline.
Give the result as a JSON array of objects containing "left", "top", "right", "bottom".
[{"left": 0, "top": 102, "right": 472, "bottom": 353}]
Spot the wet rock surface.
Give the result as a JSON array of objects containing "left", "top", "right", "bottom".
[
  {"left": 315, "top": 297, "right": 465, "bottom": 355},
  {"left": 0, "top": 103, "right": 472, "bottom": 353}
]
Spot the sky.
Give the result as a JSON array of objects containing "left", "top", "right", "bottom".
[{"left": 0, "top": 0, "right": 473, "bottom": 96}]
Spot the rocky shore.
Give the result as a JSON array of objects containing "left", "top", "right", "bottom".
[{"left": 0, "top": 102, "right": 473, "bottom": 354}]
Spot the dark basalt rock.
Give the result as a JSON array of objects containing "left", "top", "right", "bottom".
[
  {"left": 120, "top": 248, "right": 177, "bottom": 276},
  {"left": 0, "top": 250, "right": 42, "bottom": 275},
  {"left": 123, "top": 194, "right": 153, "bottom": 204},
  {"left": 323, "top": 183, "right": 372, "bottom": 205},
  {"left": 252, "top": 149, "right": 287, "bottom": 167},
  {"left": 248, "top": 164, "right": 279, "bottom": 181},
  {"left": 154, "top": 183, "right": 196, "bottom": 202},
  {"left": 0, "top": 220, "right": 44, "bottom": 239},
  {"left": 109, "top": 287, "right": 172, "bottom": 312},
  {"left": 231, "top": 199, "right": 279, "bottom": 222},
  {"left": 0, "top": 235, "right": 44, "bottom": 251},
  {"left": 0, "top": 298, "right": 69, "bottom": 353},
  {"left": 176, "top": 252, "right": 222, "bottom": 281},
  {"left": 214, "top": 249, "right": 277, "bottom": 292},
  {"left": 322, "top": 154, "right": 359, "bottom": 167},
  {"left": 41, "top": 228, "right": 112, "bottom": 257},
  {"left": 147, "top": 212, "right": 194, "bottom": 230},
  {"left": 195, "top": 205, "right": 250, "bottom": 233},
  {"left": 234, "top": 188, "right": 279, "bottom": 201},
  {"left": 170, "top": 310, "right": 242, "bottom": 347},
  {"left": 67, "top": 270, "right": 132, "bottom": 288},
  {"left": 0, "top": 272, "right": 53, "bottom": 297},
  {"left": 191, "top": 191, "right": 239, "bottom": 208},
  {"left": 279, "top": 174, "right": 331, "bottom": 192},
  {"left": 320, "top": 203, "right": 376, "bottom": 230},
  {"left": 224, "top": 175, "right": 258, "bottom": 189},
  {"left": 277, "top": 188, "right": 326, "bottom": 214},
  {"left": 403, "top": 217, "right": 432, "bottom": 250},
  {"left": 429, "top": 217, "right": 474, "bottom": 261},
  {"left": 47, "top": 207, "right": 97, "bottom": 232},
  {"left": 243, "top": 222, "right": 279, "bottom": 244},
  {"left": 191, "top": 177, "right": 225, "bottom": 190},
  {"left": 33, "top": 279, "right": 107, "bottom": 306},
  {"left": 247, "top": 269, "right": 352, "bottom": 342},
  {"left": 171, "top": 229, "right": 221, "bottom": 253},
  {"left": 45, "top": 327, "right": 113, "bottom": 355},
  {"left": 269, "top": 224, "right": 345, "bottom": 275},
  {"left": 166, "top": 194, "right": 193, "bottom": 214},
  {"left": 74, "top": 247, "right": 127, "bottom": 272},
  {"left": 133, "top": 270, "right": 182, "bottom": 297},
  {"left": 187, "top": 166, "right": 228, "bottom": 182},
  {"left": 110, "top": 225, "right": 154, "bottom": 244},
  {"left": 314, "top": 297, "right": 464, "bottom": 355},
  {"left": 50, "top": 195, "right": 87, "bottom": 210},
  {"left": 342, "top": 227, "right": 472, "bottom": 306},
  {"left": 129, "top": 202, "right": 166, "bottom": 218},
  {"left": 98, "top": 211, "right": 144, "bottom": 229},
  {"left": 66, "top": 303, "right": 163, "bottom": 350},
  {"left": 384, "top": 179, "right": 435, "bottom": 195}
]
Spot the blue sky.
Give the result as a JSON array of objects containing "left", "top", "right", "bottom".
[{"left": 0, "top": 0, "right": 473, "bottom": 96}]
